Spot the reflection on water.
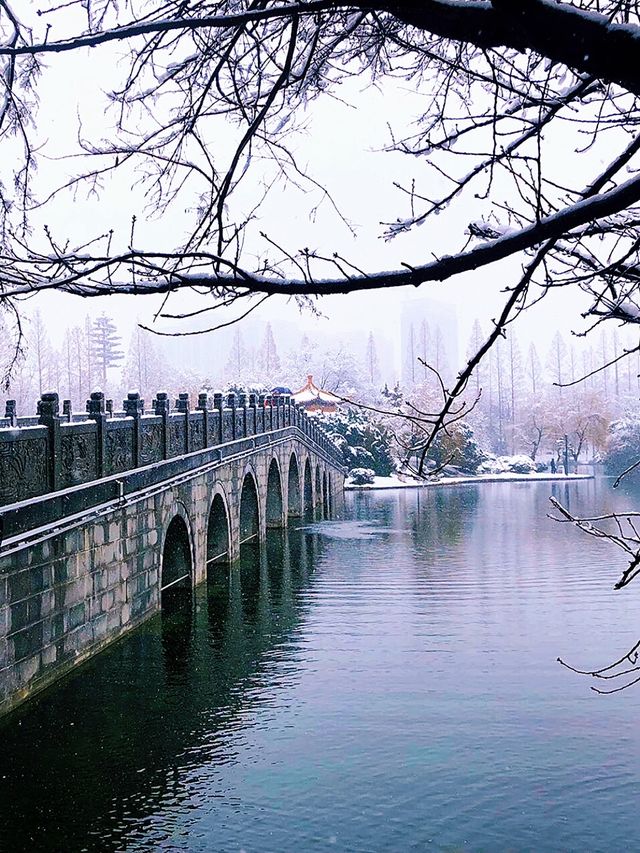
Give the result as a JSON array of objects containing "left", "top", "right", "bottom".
[{"left": 3, "top": 479, "right": 640, "bottom": 852}]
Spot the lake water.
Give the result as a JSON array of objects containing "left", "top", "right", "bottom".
[{"left": 3, "top": 478, "right": 640, "bottom": 852}]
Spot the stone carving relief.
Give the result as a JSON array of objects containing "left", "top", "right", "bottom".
[
  {"left": 106, "top": 427, "right": 133, "bottom": 475},
  {"left": 189, "top": 418, "right": 203, "bottom": 451},
  {"left": 207, "top": 416, "right": 219, "bottom": 447},
  {"left": 0, "top": 437, "right": 49, "bottom": 504},
  {"left": 61, "top": 432, "right": 98, "bottom": 487},
  {"left": 168, "top": 418, "right": 185, "bottom": 457},
  {"left": 139, "top": 424, "right": 163, "bottom": 466}
]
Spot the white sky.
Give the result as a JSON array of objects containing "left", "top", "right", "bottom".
[{"left": 11, "top": 10, "right": 616, "bottom": 382}]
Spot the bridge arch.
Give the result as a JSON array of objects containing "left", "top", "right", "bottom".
[
  {"left": 239, "top": 469, "right": 260, "bottom": 545},
  {"left": 266, "top": 458, "right": 284, "bottom": 528},
  {"left": 161, "top": 512, "right": 193, "bottom": 607},
  {"left": 206, "top": 489, "right": 230, "bottom": 572},
  {"left": 287, "top": 453, "right": 302, "bottom": 517},
  {"left": 303, "top": 458, "right": 313, "bottom": 517}
]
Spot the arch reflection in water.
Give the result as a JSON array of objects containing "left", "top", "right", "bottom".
[{"left": 0, "top": 526, "right": 322, "bottom": 853}]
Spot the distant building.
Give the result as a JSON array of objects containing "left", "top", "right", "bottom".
[{"left": 292, "top": 375, "right": 340, "bottom": 413}]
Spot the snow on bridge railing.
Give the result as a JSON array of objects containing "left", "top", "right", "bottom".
[{"left": 0, "top": 390, "right": 343, "bottom": 507}]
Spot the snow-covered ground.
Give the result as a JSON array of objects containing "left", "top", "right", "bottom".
[{"left": 344, "top": 472, "right": 594, "bottom": 491}]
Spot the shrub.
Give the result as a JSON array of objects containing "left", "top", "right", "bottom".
[
  {"left": 427, "top": 421, "right": 485, "bottom": 474},
  {"left": 477, "top": 454, "right": 536, "bottom": 474},
  {"left": 604, "top": 415, "right": 640, "bottom": 481},
  {"left": 348, "top": 468, "right": 376, "bottom": 485}
]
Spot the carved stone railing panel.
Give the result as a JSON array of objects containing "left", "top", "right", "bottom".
[
  {"left": 207, "top": 412, "right": 220, "bottom": 446},
  {"left": 167, "top": 414, "right": 186, "bottom": 458},
  {"left": 105, "top": 421, "right": 134, "bottom": 476},
  {"left": 0, "top": 428, "right": 50, "bottom": 504},
  {"left": 0, "top": 393, "right": 343, "bottom": 507},
  {"left": 188, "top": 413, "right": 205, "bottom": 452},
  {"left": 139, "top": 418, "right": 163, "bottom": 467},
  {"left": 222, "top": 410, "right": 234, "bottom": 443},
  {"left": 60, "top": 423, "right": 99, "bottom": 488}
]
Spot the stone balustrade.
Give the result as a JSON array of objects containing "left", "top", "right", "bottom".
[{"left": 0, "top": 391, "right": 342, "bottom": 507}]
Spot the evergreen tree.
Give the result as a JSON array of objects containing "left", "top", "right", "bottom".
[
  {"left": 526, "top": 342, "right": 543, "bottom": 397},
  {"left": 466, "top": 319, "right": 486, "bottom": 397},
  {"left": 31, "top": 310, "right": 50, "bottom": 395},
  {"left": 84, "top": 315, "right": 94, "bottom": 392},
  {"left": 122, "top": 325, "right": 167, "bottom": 399},
  {"left": 92, "top": 314, "right": 123, "bottom": 387},
  {"left": 257, "top": 323, "right": 281, "bottom": 380},
  {"left": 419, "top": 320, "right": 431, "bottom": 381},
  {"left": 546, "top": 332, "right": 569, "bottom": 399},
  {"left": 365, "top": 331, "right": 380, "bottom": 385},
  {"left": 224, "top": 328, "right": 250, "bottom": 383},
  {"left": 431, "top": 326, "right": 449, "bottom": 379},
  {"left": 406, "top": 324, "right": 416, "bottom": 386},
  {"left": 282, "top": 333, "right": 316, "bottom": 387}
]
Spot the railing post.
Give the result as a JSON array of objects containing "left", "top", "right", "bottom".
[
  {"left": 86, "top": 391, "right": 107, "bottom": 478},
  {"left": 123, "top": 391, "right": 144, "bottom": 468},
  {"left": 257, "top": 394, "right": 265, "bottom": 433},
  {"left": 248, "top": 393, "right": 257, "bottom": 434},
  {"left": 227, "top": 393, "right": 237, "bottom": 440},
  {"left": 106, "top": 399, "right": 113, "bottom": 418},
  {"left": 265, "top": 395, "right": 273, "bottom": 431},
  {"left": 39, "top": 392, "right": 62, "bottom": 491},
  {"left": 239, "top": 393, "right": 247, "bottom": 434},
  {"left": 198, "top": 392, "right": 209, "bottom": 448},
  {"left": 213, "top": 392, "right": 224, "bottom": 444},
  {"left": 62, "top": 400, "right": 72, "bottom": 422},
  {"left": 153, "top": 392, "right": 170, "bottom": 459},
  {"left": 4, "top": 399, "right": 17, "bottom": 427},
  {"left": 237, "top": 393, "right": 247, "bottom": 438},
  {"left": 175, "top": 392, "right": 190, "bottom": 453}
]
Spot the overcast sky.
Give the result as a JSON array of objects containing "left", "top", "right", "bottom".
[{"left": 13, "top": 12, "right": 614, "bottom": 382}]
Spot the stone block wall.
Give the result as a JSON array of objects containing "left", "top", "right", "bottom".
[{"left": 0, "top": 435, "right": 344, "bottom": 716}]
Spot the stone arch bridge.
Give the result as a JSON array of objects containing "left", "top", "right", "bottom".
[{"left": 0, "top": 390, "right": 345, "bottom": 716}]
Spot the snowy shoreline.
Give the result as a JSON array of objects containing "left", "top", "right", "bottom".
[{"left": 344, "top": 472, "right": 594, "bottom": 491}]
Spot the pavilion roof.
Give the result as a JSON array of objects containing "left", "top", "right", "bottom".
[{"left": 291, "top": 375, "right": 340, "bottom": 405}]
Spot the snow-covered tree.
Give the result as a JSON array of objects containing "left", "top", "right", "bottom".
[
  {"left": 224, "top": 328, "right": 249, "bottom": 383},
  {"left": 604, "top": 414, "right": 640, "bottom": 481},
  {"left": 365, "top": 332, "right": 380, "bottom": 386},
  {"left": 257, "top": 323, "right": 281, "bottom": 382},
  {"left": 323, "top": 409, "right": 395, "bottom": 476},
  {"left": 546, "top": 332, "right": 569, "bottom": 401},
  {"left": 92, "top": 314, "right": 123, "bottom": 387},
  {"left": 526, "top": 343, "right": 544, "bottom": 398},
  {"left": 122, "top": 325, "right": 168, "bottom": 401}
]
